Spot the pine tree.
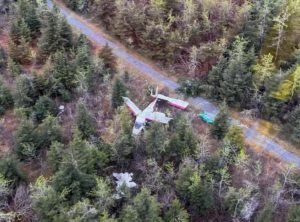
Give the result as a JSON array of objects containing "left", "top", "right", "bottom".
[
  {"left": 164, "top": 199, "right": 189, "bottom": 222},
  {"left": 220, "top": 37, "right": 255, "bottom": 108},
  {"left": 211, "top": 102, "right": 230, "bottom": 140},
  {"left": 224, "top": 126, "right": 245, "bottom": 151},
  {"left": 7, "top": 57, "right": 21, "bottom": 77},
  {"left": 75, "top": 100, "right": 96, "bottom": 139},
  {"left": 111, "top": 78, "right": 127, "bottom": 109},
  {"left": 47, "top": 142, "right": 64, "bottom": 172},
  {"left": 188, "top": 172, "right": 214, "bottom": 215},
  {"left": 14, "top": 75, "right": 38, "bottom": 108},
  {"left": 51, "top": 50, "right": 77, "bottom": 91},
  {"left": 0, "top": 47, "right": 7, "bottom": 70},
  {"left": 121, "top": 188, "right": 163, "bottom": 222},
  {"left": 32, "top": 96, "right": 58, "bottom": 123},
  {"left": 0, "top": 81, "right": 14, "bottom": 115},
  {"left": 92, "top": 0, "right": 117, "bottom": 30},
  {"left": 98, "top": 44, "right": 117, "bottom": 75},
  {"left": 8, "top": 37, "right": 31, "bottom": 64},
  {"left": 144, "top": 122, "right": 166, "bottom": 158},
  {"left": 58, "top": 17, "right": 73, "bottom": 49},
  {"left": 283, "top": 105, "right": 300, "bottom": 144}
]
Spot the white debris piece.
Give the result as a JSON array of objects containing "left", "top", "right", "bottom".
[
  {"left": 112, "top": 172, "right": 137, "bottom": 199},
  {"left": 113, "top": 172, "right": 137, "bottom": 189}
]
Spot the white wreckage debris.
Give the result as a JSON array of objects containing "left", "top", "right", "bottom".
[{"left": 112, "top": 172, "right": 137, "bottom": 199}]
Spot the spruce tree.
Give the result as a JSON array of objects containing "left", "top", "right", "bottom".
[
  {"left": 164, "top": 199, "right": 189, "bottom": 222},
  {"left": 7, "top": 57, "right": 21, "bottom": 77},
  {"left": 93, "top": 0, "right": 117, "bottom": 30},
  {"left": 121, "top": 188, "right": 163, "bottom": 222},
  {"left": 111, "top": 78, "right": 127, "bottom": 109},
  {"left": 51, "top": 50, "right": 77, "bottom": 91},
  {"left": 32, "top": 96, "right": 58, "bottom": 123},
  {"left": 98, "top": 44, "right": 117, "bottom": 75},
  {"left": 0, "top": 47, "right": 7, "bottom": 70},
  {"left": 0, "top": 81, "right": 14, "bottom": 115},
  {"left": 75, "top": 100, "right": 96, "bottom": 139},
  {"left": 284, "top": 105, "right": 300, "bottom": 144},
  {"left": 210, "top": 102, "right": 230, "bottom": 140}
]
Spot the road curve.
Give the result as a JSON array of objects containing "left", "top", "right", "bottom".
[{"left": 47, "top": 0, "right": 300, "bottom": 168}]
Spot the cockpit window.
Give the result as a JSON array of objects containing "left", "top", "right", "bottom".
[{"left": 134, "top": 122, "right": 143, "bottom": 129}]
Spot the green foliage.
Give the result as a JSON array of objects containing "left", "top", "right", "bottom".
[
  {"left": 121, "top": 188, "right": 163, "bottom": 222},
  {"left": 30, "top": 176, "right": 68, "bottom": 222},
  {"left": 166, "top": 116, "right": 197, "bottom": 160},
  {"left": 283, "top": 104, "right": 300, "bottom": 144},
  {"left": 8, "top": 37, "right": 31, "bottom": 64},
  {"left": 175, "top": 159, "right": 196, "bottom": 200},
  {"left": 75, "top": 100, "right": 96, "bottom": 139},
  {"left": 15, "top": 0, "right": 41, "bottom": 36},
  {"left": 144, "top": 122, "right": 166, "bottom": 158},
  {"left": 53, "top": 163, "right": 97, "bottom": 204},
  {"left": 112, "top": 78, "right": 127, "bottom": 109},
  {"left": 47, "top": 141, "right": 64, "bottom": 172},
  {"left": 51, "top": 50, "right": 77, "bottom": 91},
  {"left": 38, "top": 9, "right": 73, "bottom": 62},
  {"left": 164, "top": 198, "right": 189, "bottom": 222},
  {"left": 0, "top": 156, "right": 25, "bottom": 187},
  {"left": 0, "top": 47, "right": 7, "bottom": 70},
  {"left": 254, "top": 202, "right": 274, "bottom": 222},
  {"left": 206, "top": 37, "right": 255, "bottom": 108},
  {"left": 288, "top": 205, "right": 300, "bottom": 222},
  {"left": 272, "top": 66, "right": 300, "bottom": 100},
  {"left": 98, "top": 44, "right": 117, "bottom": 75},
  {"left": 7, "top": 57, "right": 21, "bottom": 77},
  {"left": 91, "top": 0, "right": 116, "bottom": 30},
  {"left": 32, "top": 96, "right": 58, "bottom": 123},
  {"left": 210, "top": 103, "right": 230, "bottom": 140},
  {"left": 16, "top": 116, "right": 62, "bottom": 160},
  {"left": 0, "top": 81, "right": 14, "bottom": 115},
  {"left": 14, "top": 75, "right": 38, "bottom": 108},
  {"left": 188, "top": 172, "right": 214, "bottom": 215},
  {"left": 224, "top": 126, "right": 245, "bottom": 151}
]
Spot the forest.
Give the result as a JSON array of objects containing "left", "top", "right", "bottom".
[{"left": 0, "top": 0, "right": 300, "bottom": 222}]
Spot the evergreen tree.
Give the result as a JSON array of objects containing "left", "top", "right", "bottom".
[
  {"left": 38, "top": 9, "right": 72, "bottom": 62},
  {"left": 14, "top": 75, "right": 38, "bottom": 108},
  {"left": 9, "top": 18, "right": 31, "bottom": 43},
  {"left": 111, "top": 78, "right": 127, "bottom": 109},
  {"left": 210, "top": 102, "right": 230, "bottom": 140},
  {"left": 0, "top": 47, "right": 7, "bottom": 70},
  {"left": 30, "top": 176, "right": 68, "bottom": 222},
  {"left": 16, "top": 0, "right": 41, "bottom": 35},
  {"left": 47, "top": 141, "right": 64, "bottom": 172},
  {"left": 121, "top": 188, "right": 163, "bottom": 222},
  {"left": 7, "top": 57, "right": 21, "bottom": 77},
  {"left": 0, "top": 81, "right": 14, "bottom": 115},
  {"left": 144, "top": 122, "right": 166, "bottom": 158},
  {"left": 75, "top": 100, "right": 96, "bottom": 139},
  {"left": 15, "top": 120, "right": 38, "bottom": 160},
  {"left": 283, "top": 105, "right": 300, "bottom": 144},
  {"left": 224, "top": 126, "right": 245, "bottom": 151},
  {"left": 98, "top": 44, "right": 117, "bottom": 75},
  {"left": 8, "top": 37, "right": 31, "bottom": 64},
  {"left": 92, "top": 0, "right": 117, "bottom": 31},
  {"left": 220, "top": 37, "right": 255, "bottom": 108},
  {"left": 164, "top": 199, "right": 189, "bottom": 222},
  {"left": 188, "top": 172, "right": 214, "bottom": 215},
  {"left": 53, "top": 162, "right": 97, "bottom": 204},
  {"left": 0, "top": 156, "right": 25, "bottom": 187},
  {"left": 51, "top": 50, "right": 77, "bottom": 91},
  {"left": 32, "top": 96, "right": 58, "bottom": 123}
]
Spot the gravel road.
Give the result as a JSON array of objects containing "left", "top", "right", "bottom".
[{"left": 47, "top": 0, "right": 300, "bottom": 168}]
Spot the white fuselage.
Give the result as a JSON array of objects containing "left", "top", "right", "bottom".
[{"left": 132, "top": 99, "right": 157, "bottom": 135}]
